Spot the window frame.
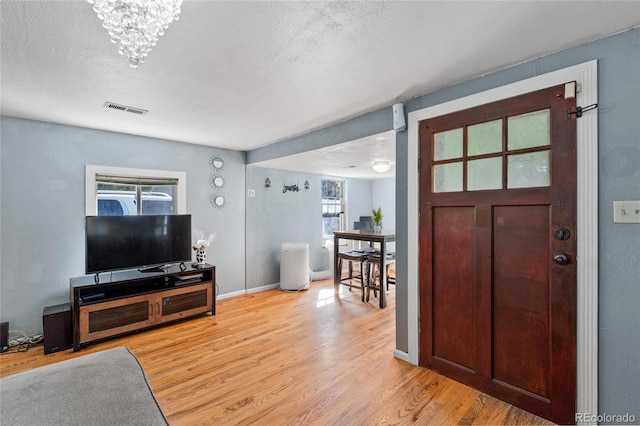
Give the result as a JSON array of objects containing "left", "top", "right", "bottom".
[
  {"left": 85, "top": 165, "right": 187, "bottom": 216},
  {"left": 321, "top": 179, "right": 346, "bottom": 240}
]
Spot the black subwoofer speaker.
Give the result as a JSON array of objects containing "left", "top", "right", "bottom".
[{"left": 43, "top": 303, "right": 72, "bottom": 355}]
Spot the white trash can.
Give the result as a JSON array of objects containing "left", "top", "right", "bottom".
[{"left": 280, "top": 243, "right": 310, "bottom": 291}]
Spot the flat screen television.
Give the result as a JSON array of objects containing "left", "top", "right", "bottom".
[{"left": 86, "top": 214, "right": 192, "bottom": 274}]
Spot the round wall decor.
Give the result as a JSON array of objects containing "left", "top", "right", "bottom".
[
  {"left": 211, "top": 194, "right": 226, "bottom": 209},
  {"left": 210, "top": 174, "right": 225, "bottom": 189},
  {"left": 209, "top": 155, "right": 225, "bottom": 171}
]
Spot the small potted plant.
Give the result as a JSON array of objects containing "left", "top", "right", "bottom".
[{"left": 372, "top": 207, "right": 383, "bottom": 233}]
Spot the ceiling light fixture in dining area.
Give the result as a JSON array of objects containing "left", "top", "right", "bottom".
[
  {"left": 372, "top": 161, "right": 391, "bottom": 173},
  {"left": 87, "top": 0, "right": 183, "bottom": 68}
]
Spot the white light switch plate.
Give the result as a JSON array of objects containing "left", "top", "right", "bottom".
[
  {"left": 247, "top": 189, "right": 256, "bottom": 198},
  {"left": 613, "top": 200, "right": 640, "bottom": 223}
]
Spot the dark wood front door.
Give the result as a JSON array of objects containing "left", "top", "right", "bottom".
[{"left": 418, "top": 84, "right": 577, "bottom": 424}]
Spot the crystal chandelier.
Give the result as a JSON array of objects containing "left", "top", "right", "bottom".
[{"left": 87, "top": 0, "right": 183, "bottom": 68}]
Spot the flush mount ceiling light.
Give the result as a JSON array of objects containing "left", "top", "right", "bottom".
[
  {"left": 372, "top": 161, "right": 391, "bottom": 173},
  {"left": 87, "top": 0, "right": 183, "bottom": 68}
]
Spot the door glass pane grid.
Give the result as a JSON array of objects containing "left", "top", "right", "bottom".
[
  {"left": 468, "top": 157, "right": 503, "bottom": 191},
  {"left": 468, "top": 119, "right": 502, "bottom": 156},
  {"left": 507, "top": 151, "right": 550, "bottom": 189},
  {"left": 432, "top": 111, "right": 552, "bottom": 193},
  {"left": 506, "top": 109, "right": 551, "bottom": 188},
  {"left": 434, "top": 128, "right": 463, "bottom": 161},
  {"left": 433, "top": 162, "right": 464, "bottom": 193},
  {"left": 507, "top": 109, "right": 550, "bottom": 151}
]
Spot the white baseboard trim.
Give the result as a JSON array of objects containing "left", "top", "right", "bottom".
[
  {"left": 246, "top": 283, "right": 280, "bottom": 294},
  {"left": 393, "top": 349, "right": 411, "bottom": 364},
  {"left": 217, "top": 283, "right": 280, "bottom": 300},
  {"left": 216, "top": 289, "right": 246, "bottom": 300}
]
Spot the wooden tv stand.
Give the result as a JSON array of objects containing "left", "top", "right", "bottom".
[{"left": 70, "top": 264, "right": 215, "bottom": 351}]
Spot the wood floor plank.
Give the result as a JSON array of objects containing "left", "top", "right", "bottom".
[{"left": 0, "top": 279, "right": 553, "bottom": 425}]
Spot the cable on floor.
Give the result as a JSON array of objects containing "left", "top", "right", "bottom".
[{"left": 1, "top": 330, "right": 43, "bottom": 354}]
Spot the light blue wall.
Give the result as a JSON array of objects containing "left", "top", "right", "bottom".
[
  {"left": 245, "top": 166, "right": 323, "bottom": 289},
  {"left": 246, "top": 28, "right": 640, "bottom": 417},
  {"left": 372, "top": 178, "right": 395, "bottom": 232},
  {"left": 244, "top": 166, "right": 386, "bottom": 288},
  {"left": 0, "top": 117, "right": 246, "bottom": 334},
  {"left": 343, "top": 177, "right": 373, "bottom": 231}
]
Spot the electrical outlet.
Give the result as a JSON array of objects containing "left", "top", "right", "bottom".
[
  {"left": 613, "top": 200, "right": 640, "bottom": 223},
  {"left": 247, "top": 189, "right": 256, "bottom": 198}
]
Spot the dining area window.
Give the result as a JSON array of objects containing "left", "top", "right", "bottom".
[{"left": 321, "top": 180, "right": 345, "bottom": 238}]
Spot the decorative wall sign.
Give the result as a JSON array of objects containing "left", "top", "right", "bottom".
[
  {"left": 283, "top": 183, "right": 299, "bottom": 193},
  {"left": 264, "top": 177, "right": 271, "bottom": 189}
]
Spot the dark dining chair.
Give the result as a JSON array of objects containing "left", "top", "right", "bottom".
[
  {"left": 365, "top": 252, "right": 396, "bottom": 302},
  {"left": 337, "top": 250, "right": 370, "bottom": 301}
]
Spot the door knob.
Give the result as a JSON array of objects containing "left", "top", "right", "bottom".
[{"left": 553, "top": 253, "right": 569, "bottom": 265}]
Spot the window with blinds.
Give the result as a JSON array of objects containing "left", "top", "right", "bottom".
[
  {"left": 95, "top": 174, "right": 178, "bottom": 216},
  {"left": 321, "top": 180, "right": 345, "bottom": 238}
]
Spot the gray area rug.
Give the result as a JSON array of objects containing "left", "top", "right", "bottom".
[{"left": 0, "top": 346, "right": 168, "bottom": 426}]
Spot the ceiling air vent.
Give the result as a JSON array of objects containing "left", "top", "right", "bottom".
[{"left": 103, "top": 102, "right": 148, "bottom": 115}]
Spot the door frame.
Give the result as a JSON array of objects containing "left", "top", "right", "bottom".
[{"left": 402, "top": 60, "right": 598, "bottom": 422}]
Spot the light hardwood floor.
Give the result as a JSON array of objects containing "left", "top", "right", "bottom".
[{"left": 0, "top": 279, "right": 553, "bottom": 425}]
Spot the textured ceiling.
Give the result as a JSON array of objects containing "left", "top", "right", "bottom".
[
  {"left": 1, "top": 1, "right": 639, "bottom": 154},
  {"left": 251, "top": 130, "right": 397, "bottom": 180}
]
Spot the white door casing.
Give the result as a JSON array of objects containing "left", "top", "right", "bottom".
[{"left": 398, "top": 60, "right": 598, "bottom": 424}]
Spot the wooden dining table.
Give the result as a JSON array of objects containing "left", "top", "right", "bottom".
[{"left": 333, "top": 230, "right": 396, "bottom": 308}]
